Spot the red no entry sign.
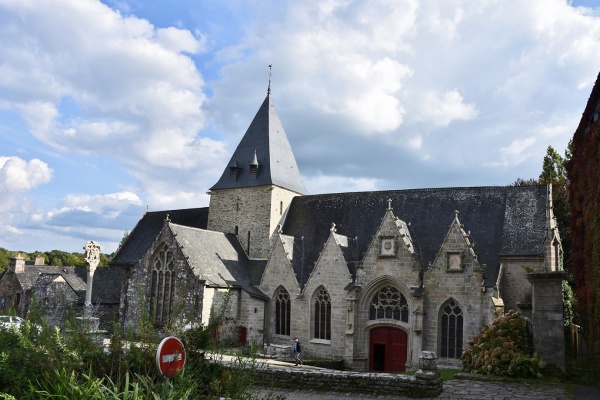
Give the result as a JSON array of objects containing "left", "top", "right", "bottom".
[{"left": 156, "top": 336, "right": 186, "bottom": 378}]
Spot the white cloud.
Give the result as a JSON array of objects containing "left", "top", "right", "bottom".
[
  {"left": 490, "top": 138, "right": 537, "bottom": 167},
  {"left": 306, "top": 173, "right": 381, "bottom": 194},
  {"left": 0, "top": 0, "right": 209, "bottom": 169},
  {"left": 2, "top": 0, "right": 600, "bottom": 252},
  {"left": 64, "top": 192, "right": 143, "bottom": 218},
  {"left": 0, "top": 156, "right": 53, "bottom": 194},
  {"left": 416, "top": 90, "right": 478, "bottom": 127}
]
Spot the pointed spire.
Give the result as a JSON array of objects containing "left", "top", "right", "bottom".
[{"left": 210, "top": 83, "right": 307, "bottom": 194}]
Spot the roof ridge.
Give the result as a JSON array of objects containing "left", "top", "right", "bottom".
[{"left": 298, "top": 185, "right": 546, "bottom": 198}]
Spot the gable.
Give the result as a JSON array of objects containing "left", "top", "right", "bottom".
[
  {"left": 111, "top": 208, "right": 209, "bottom": 266},
  {"left": 168, "top": 223, "right": 268, "bottom": 300}
]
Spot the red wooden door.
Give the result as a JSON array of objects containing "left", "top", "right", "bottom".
[
  {"left": 238, "top": 326, "right": 247, "bottom": 346},
  {"left": 369, "top": 327, "right": 407, "bottom": 372}
]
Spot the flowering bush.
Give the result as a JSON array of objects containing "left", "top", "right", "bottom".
[{"left": 461, "top": 310, "right": 547, "bottom": 378}]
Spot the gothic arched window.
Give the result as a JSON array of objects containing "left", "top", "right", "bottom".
[
  {"left": 274, "top": 287, "right": 291, "bottom": 336},
  {"left": 440, "top": 299, "right": 464, "bottom": 358},
  {"left": 150, "top": 244, "right": 176, "bottom": 326},
  {"left": 369, "top": 286, "right": 409, "bottom": 322},
  {"left": 314, "top": 287, "right": 331, "bottom": 340}
]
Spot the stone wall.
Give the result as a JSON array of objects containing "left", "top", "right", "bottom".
[
  {"left": 255, "top": 366, "right": 442, "bottom": 397},
  {"left": 207, "top": 186, "right": 299, "bottom": 259},
  {"left": 244, "top": 351, "right": 442, "bottom": 398},
  {"left": 527, "top": 271, "right": 567, "bottom": 372},
  {"left": 501, "top": 256, "right": 544, "bottom": 316}
]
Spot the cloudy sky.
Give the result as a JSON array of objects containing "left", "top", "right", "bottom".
[{"left": 1, "top": 0, "right": 600, "bottom": 255}]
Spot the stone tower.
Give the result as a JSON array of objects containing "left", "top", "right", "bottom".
[{"left": 207, "top": 90, "right": 307, "bottom": 259}]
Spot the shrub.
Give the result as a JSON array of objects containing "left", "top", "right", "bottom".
[{"left": 461, "top": 310, "right": 547, "bottom": 378}]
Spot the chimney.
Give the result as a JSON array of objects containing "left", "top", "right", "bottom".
[
  {"left": 9, "top": 253, "right": 26, "bottom": 274},
  {"left": 35, "top": 256, "right": 45, "bottom": 266}
]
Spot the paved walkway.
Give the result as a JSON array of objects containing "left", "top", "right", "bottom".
[
  {"left": 260, "top": 379, "right": 571, "bottom": 399},
  {"left": 213, "top": 354, "right": 599, "bottom": 400}
]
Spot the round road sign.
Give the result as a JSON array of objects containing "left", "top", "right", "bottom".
[{"left": 156, "top": 336, "right": 186, "bottom": 378}]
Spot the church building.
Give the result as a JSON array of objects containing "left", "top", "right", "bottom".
[{"left": 110, "top": 87, "right": 562, "bottom": 371}]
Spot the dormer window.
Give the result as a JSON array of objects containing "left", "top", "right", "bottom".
[
  {"left": 249, "top": 150, "right": 259, "bottom": 175},
  {"left": 229, "top": 158, "right": 239, "bottom": 177}
]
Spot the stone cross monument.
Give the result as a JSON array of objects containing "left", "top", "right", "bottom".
[{"left": 83, "top": 240, "right": 102, "bottom": 307}]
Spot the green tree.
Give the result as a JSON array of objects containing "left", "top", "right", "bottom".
[
  {"left": 539, "top": 143, "right": 571, "bottom": 264},
  {"left": 509, "top": 177, "right": 539, "bottom": 186},
  {"left": 0, "top": 247, "right": 10, "bottom": 271}
]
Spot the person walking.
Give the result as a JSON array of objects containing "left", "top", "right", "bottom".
[{"left": 293, "top": 337, "right": 303, "bottom": 366}]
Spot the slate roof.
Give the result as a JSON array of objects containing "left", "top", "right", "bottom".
[
  {"left": 210, "top": 93, "right": 308, "bottom": 195},
  {"left": 168, "top": 223, "right": 268, "bottom": 300},
  {"left": 280, "top": 185, "right": 549, "bottom": 288},
  {"left": 11, "top": 265, "right": 127, "bottom": 304},
  {"left": 110, "top": 208, "right": 209, "bottom": 266}
]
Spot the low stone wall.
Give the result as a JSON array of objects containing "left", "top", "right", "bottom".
[
  {"left": 230, "top": 351, "right": 443, "bottom": 398},
  {"left": 254, "top": 365, "right": 442, "bottom": 398}
]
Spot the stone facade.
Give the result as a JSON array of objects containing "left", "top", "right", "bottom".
[
  {"left": 119, "top": 222, "right": 205, "bottom": 332},
  {"left": 208, "top": 186, "right": 299, "bottom": 259}
]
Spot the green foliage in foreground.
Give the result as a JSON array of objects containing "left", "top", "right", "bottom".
[
  {"left": 0, "top": 318, "right": 282, "bottom": 400},
  {"left": 461, "top": 310, "right": 547, "bottom": 378}
]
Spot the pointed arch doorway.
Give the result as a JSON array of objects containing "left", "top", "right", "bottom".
[{"left": 369, "top": 327, "right": 407, "bottom": 372}]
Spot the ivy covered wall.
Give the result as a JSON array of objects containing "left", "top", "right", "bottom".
[{"left": 567, "top": 71, "right": 600, "bottom": 347}]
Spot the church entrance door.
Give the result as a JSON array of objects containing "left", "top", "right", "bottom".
[{"left": 369, "top": 327, "right": 407, "bottom": 372}]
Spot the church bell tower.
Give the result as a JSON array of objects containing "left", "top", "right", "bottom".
[{"left": 207, "top": 83, "right": 307, "bottom": 259}]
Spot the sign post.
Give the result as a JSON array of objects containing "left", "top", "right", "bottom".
[{"left": 156, "top": 336, "right": 186, "bottom": 379}]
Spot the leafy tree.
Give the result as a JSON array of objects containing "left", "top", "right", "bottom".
[
  {"left": 50, "top": 257, "right": 63, "bottom": 267},
  {"left": 510, "top": 177, "right": 539, "bottom": 187},
  {"left": 0, "top": 247, "right": 11, "bottom": 272},
  {"left": 539, "top": 143, "right": 572, "bottom": 265}
]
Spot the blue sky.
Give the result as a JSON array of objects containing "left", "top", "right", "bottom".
[{"left": 1, "top": 0, "right": 600, "bottom": 254}]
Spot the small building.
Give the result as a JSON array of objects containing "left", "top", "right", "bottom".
[{"left": 0, "top": 254, "right": 127, "bottom": 332}]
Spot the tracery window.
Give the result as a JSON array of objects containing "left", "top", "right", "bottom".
[
  {"left": 314, "top": 287, "right": 331, "bottom": 340},
  {"left": 369, "top": 286, "right": 409, "bottom": 322},
  {"left": 274, "top": 287, "right": 291, "bottom": 336},
  {"left": 440, "top": 299, "right": 463, "bottom": 358},
  {"left": 150, "top": 244, "right": 176, "bottom": 326}
]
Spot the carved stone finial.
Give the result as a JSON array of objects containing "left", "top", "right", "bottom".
[
  {"left": 331, "top": 222, "right": 337, "bottom": 233},
  {"left": 454, "top": 210, "right": 459, "bottom": 219},
  {"left": 387, "top": 198, "right": 393, "bottom": 210},
  {"left": 84, "top": 240, "right": 102, "bottom": 269},
  {"left": 166, "top": 213, "right": 170, "bottom": 222}
]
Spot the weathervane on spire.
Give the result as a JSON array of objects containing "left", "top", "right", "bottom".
[{"left": 268, "top": 63, "right": 272, "bottom": 94}]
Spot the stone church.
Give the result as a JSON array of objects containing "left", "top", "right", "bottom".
[{"left": 111, "top": 88, "right": 562, "bottom": 371}]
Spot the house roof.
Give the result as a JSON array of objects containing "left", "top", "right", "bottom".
[
  {"left": 210, "top": 93, "right": 308, "bottom": 195},
  {"left": 9, "top": 265, "right": 127, "bottom": 304},
  {"left": 110, "top": 208, "right": 209, "bottom": 266},
  {"left": 168, "top": 223, "right": 268, "bottom": 300},
  {"left": 280, "top": 185, "right": 549, "bottom": 288}
]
